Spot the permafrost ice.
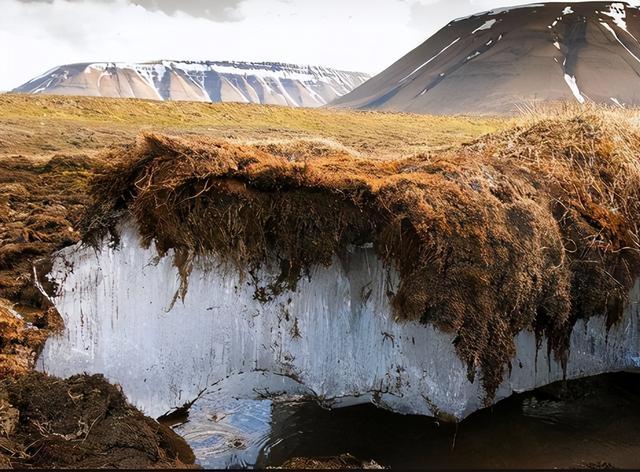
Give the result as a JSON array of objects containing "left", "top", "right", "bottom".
[{"left": 37, "top": 224, "right": 640, "bottom": 421}]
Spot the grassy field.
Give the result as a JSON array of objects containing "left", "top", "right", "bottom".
[{"left": 0, "top": 94, "right": 504, "bottom": 157}]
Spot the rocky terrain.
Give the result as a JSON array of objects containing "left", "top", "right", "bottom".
[
  {"left": 13, "top": 61, "right": 369, "bottom": 107},
  {"left": 334, "top": 2, "right": 640, "bottom": 114}
]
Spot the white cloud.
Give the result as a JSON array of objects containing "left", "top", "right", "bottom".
[
  {"left": 131, "top": 0, "right": 246, "bottom": 21},
  {"left": 16, "top": 0, "right": 248, "bottom": 21},
  {"left": 2, "top": 0, "right": 640, "bottom": 91}
]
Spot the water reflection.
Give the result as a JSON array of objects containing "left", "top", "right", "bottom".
[
  {"left": 167, "top": 372, "right": 640, "bottom": 469},
  {"left": 174, "top": 396, "right": 272, "bottom": 469}
]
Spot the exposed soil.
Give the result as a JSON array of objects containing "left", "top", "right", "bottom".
[
  {"left": 0, "top": 151, "right": 102, "bottom": 388},
  {"left": 83, "top": 108, "right": 640, "bottom": 401},
  {"left": 0, "top": 300, "right": 53, "bottom": 378},
  {"left": 0, "top": 153, "right": 99, "bottom": 311},
  {"left": 0, "top": 372, "right": 195, "bottom": 469},
  {"left": 277, "top": 453, "right": 383, "bottom": 469}
]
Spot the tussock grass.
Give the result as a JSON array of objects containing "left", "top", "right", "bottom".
[{"left": 83, "top": 106, "right": 640, "bottom": 399}]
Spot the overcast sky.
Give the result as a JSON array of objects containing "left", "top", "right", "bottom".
[{"left": 1, "top": 0, "right": 639, "bottom": 91}]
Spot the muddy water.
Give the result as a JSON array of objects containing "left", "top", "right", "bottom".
[{"left": 163, "top": 373, "right": 640, "bottom": 469}]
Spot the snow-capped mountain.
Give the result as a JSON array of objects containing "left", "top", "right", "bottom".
[
  {"left": 334, "top": 2, "right": 640, "bottom": 114},
  {"left": 13, "top": 61, "right": 370, "bottom": 107}
]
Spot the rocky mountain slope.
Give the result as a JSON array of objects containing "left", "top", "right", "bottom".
[
  {"left": 13, "top": 61, "right": 369, "bottom": 107},
  {"left": 333, "top": 2, "right": 640, "bottom": 114}
]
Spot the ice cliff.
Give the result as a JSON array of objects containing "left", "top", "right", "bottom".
[{"left": 36, "top": 223, "right": 640, "bottom": 420}]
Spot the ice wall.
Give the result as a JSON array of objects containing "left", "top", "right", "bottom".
[{"left": 37, "top": 224, "right": 640, "bottom": 420}]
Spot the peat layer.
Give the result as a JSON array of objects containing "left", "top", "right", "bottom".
[
  {"left": 83, "top": 109, "right": 640, "bottom": 400},
  {"left": 0, "top": 372, "right": 195, "bottom": 468}
]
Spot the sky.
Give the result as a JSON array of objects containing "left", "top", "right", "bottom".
[{"left": 1, "top": 0, "right": 639, "bottom": 91}]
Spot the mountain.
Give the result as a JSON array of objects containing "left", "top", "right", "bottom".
[
  {"left": 13, "top": 61, "right": 370, "bottom": 107},
  {"left": 333, "top": 2, "right": 640, "bottom": 114}
]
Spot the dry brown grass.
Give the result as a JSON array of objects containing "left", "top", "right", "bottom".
[
  {"left": 0, "top": 300, "right": 59, "bottom": 378},
  {"left": 83, "top": 106, "right": 640, "bottom": 399},
  {"left": 0, "top": 94, "right": 504, "bottom": 158}
]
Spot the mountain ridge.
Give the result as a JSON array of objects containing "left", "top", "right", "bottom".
[
  {"left": 14, "top": 60, "right": 370, "bottom": 108},
  {"left": 333, "top": 1, "right": 640, "bottom": 114}
]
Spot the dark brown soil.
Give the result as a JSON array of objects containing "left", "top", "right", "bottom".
[
  {"left": 0, "top": 301, "right": 56, "bottom": 378},
  {"left": 0, "top": 153, "right": 99, "bottom": 311},
  {"left": 277, "top": 453, "right": 383, "bottom": 469},
  {"left": 0, "top": 372, "right": 196, "bottom": 469}
]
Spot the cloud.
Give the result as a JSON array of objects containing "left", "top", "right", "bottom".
[
  {"left": 16, "top": 0, "right": 247, "bottom": 21},
  {"left": 407, "top": 0, "right": 476, "bottom": 33},
  {"left": 406, "top": 0, "right": 640, "bottom": 34},
  {"left": 130, "top": 0, "right": 246, "bottom": 21}
]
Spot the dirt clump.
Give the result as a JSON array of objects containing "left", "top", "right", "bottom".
[
  {"left": 0, "top": 372, "right": 196, "bottom": 469},
  {"left": 0, "top": 299, "right": 61, "bottom": 379},
  {"left": 83, "top": 109, "right": 640, "bottom": 401},
  {"left": 0, "top": 152, "right": 99, "bottom": 310},
  {"left": 277, "top": 453, "right": 383, "bottom": 469}
]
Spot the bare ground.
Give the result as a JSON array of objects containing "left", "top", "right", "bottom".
[{"left": 1, "top": 372, "right": 195, "bottom": 469}]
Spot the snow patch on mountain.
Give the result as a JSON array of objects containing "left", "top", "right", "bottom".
[
  {"left": 14, "top": 61, "right": 370, "bottom": 108},
  {"left": 603, "top": 3, "right": 629, "bottom": 32},
  {"left": 564, "top": 74, "right": 586, "bottom": 103},
  {"left": 399, "top": 38, "right": 460, "bottom": 83},
  {"left": 472, "top": 19, "right": 497, "bottom": 34}
]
